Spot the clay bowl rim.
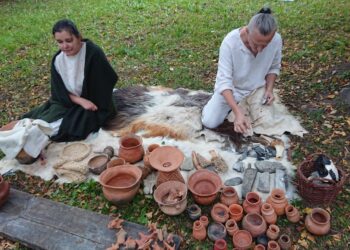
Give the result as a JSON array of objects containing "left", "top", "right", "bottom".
[
  {"left": 119, "top": 134, "right": 143, "bottom": 149},
  {"left": 107, "top": 157, "right": 126, "bottom": 169},
  {"left": 99, "top": 164, "right": 142, "bottom": 189},
  {"left": 232, "top": 230, "right": 252, "bottom": 247},
  {"left": 148, "top": 145, "right": 184, "bottom": 172},
  {"left": 310, "top": 208, "right": 330, "bottom": 224},
  {"left": 153, "top": 180, "right": 188, "bottom": 206},
  {"left": 244, "top": 212, "right": 265, "bottom": 226},
  {"left": 88, "top": 154, "right": 109, "bottom": 174},
  {"left": 188, "top": 169, "right": 222, "bottom": 197}
]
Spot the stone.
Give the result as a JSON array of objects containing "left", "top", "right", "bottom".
[
  {"left": 340, "top": 87, "right": 350, "bottom": 106},
  {"left": 224, "top": 177, "right": 243, "bottom": 186},
  {"left": 275, "top": 168, "right": 288, "bottom": 193},
  {"left": 255, "top": 161, "right": 286, "bottom": 173},
  {"left": 180, "top": 156, "right": 194, "bottom": 171},
  {"left": 257, "top": 172, "right": 270, "bottom": 193},
  {"left": 241, "top": 164, "right": 257, "bottom": 198},
  {"left": 232, "top": 162, "right": 245, "bottom": 172}
]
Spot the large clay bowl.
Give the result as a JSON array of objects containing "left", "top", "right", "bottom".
[
  {"left": 88, "top": 154, "right": 109, "bottom": 175},
  {"left": 153, "top": 180, "right": 187, "bottom": 215},
  {"left": 149, "top": 146, "right": 184, "bottom": 172},
  {"left": 188, "top": 169, "right": 222, "bottom": 205},
  {"left": 99, "top": 165, "right": 142, "bottom": 204}
]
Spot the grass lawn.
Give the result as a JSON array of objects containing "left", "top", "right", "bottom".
[{"left": 0, "top": 0, "right": 349, "bottom": 249}]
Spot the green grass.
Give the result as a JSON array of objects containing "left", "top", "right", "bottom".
[{"left": 1, "top": 0, "right": 350, "bottom": 249}]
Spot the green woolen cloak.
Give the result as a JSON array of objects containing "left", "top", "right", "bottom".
[{"left": 22, "top": 40, "right": 118, "bottom": 142}]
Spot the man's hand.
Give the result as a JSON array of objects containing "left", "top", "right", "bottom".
[
  {"left": 234, "top": 111, "right": 250, "bottom": 134},
  {"left": 264, "top": 90, "right": 275, "bottom": 105}
]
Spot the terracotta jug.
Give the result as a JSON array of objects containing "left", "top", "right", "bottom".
[
  {"left": 214, "top": 239, "right": 227, "bottom": 250},
  {"left": 192, "top": 220, "right": 206, "bottom": 240},
  {"left": 305, "top": 208, "right": 330, "bottom": 235},
  {"left": 211, "top": 203, "right": 229, "bottom": 224},
  {"left": 143, "top": 144, "right": 160, "bottom": 168},
  {"left": 0, "top": 175, "right": 10, "bottom": 207},
  {"left": 118, "top": 134, "right": 144, "bottom": 163},
  {"left": 261, "top": 203, "right": 277, "bottom": 225},
  {"left": 232, "top": 230, "right": 253, "bottom": 250},
  {"left": 220, "top": 186, "right": 239, "bottom": 206},
  {"left": 229, "top": 204, "right": 244, "bottom": 222},
  {"left": 266, "top": 224, "right": 280, "bottom": 240},
  {"left": 199, "top": 215, "right": 209, "bottom": 228},
  {"left": 285, "top": 204, "right": 300, "bottom": 223},
  {"left": 242, "top": 213, "right": 267, "bottom": 238},
  {"left": 278, "top": 234, "right": 292, "bottom": 250},
  {"left": 266, "top": 189, "right": 288, "bottom": 216},
  {"left": 267, "top": 240, "right": 280, "bottom": 250},
  {"left": 225, "top": 219, "right": 239, "bottom": 236},
  {"left": 243, "top": 192, "right": 262, "bottom": 214}
]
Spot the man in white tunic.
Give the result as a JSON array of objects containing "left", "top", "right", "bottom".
[{"left": 202, "top": 7, "right": 282, "bottom": 134}]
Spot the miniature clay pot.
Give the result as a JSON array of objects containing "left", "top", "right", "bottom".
[
  {"left": 278, "top": 234, "right": 292, "bottom": 250},
  {"left": 192, "top": 220, "right": 206, "bottom": 240},
  {"left": 88, "top": 154, "right": 109, "bottom": 175},
  {"left": 266, "top": 189, "right": 288, "bottom": 216},
  {"left": 267, "top": 240, "right": 280, "bottom": 250},
  {"left": 99, "top": 165, "right": 142, "bottom": 204},
  {"left": 118, "top": 134, "right": 144, "bottom": 163},
  {"left": 220, "top": 186, "right": 239, "bottom": 207},
  {"left": 200, "top": 215, "right": 209, "bottom": 228},
  {"left": 266, "top": 224, "right": 280, "bottom": 240},
  {"left": 208, "top": 222, "right": 227, "bottom": 241},
  {"left": 285, "top": 204, "right": 300, "bottom": 223},
  {"left": 305, "top": 208, "right": 331, "bottom": 235},
  {"left": 153, "top": 180, "right": 187, "bottom": 216},
  {"left": 0, "top": 175, "right": 10, "bottom": 207},
  {"left": 107, "top": 157, "right": 126, "bottom": 169},
  {"left": 103, "top": 146, "right": 114, "bottom": 159},
  {"left": 232, "top": 230, "right": 253, "bottom": 250},
  {"left": 254, "top": 244, "right": 266, "bottom": 250},
  {"left": 214, "top": 239, "right": 227, "bottom": 250},
  {"left": 211, "top": 203, "right": 229, "bottom": 224},
  {"left": 225, "top": 219, "right": 239, "bottom": 236},
  {"left": 187, "top": 204, "right": 201, "bottom": 220},
  {"left": 228, "top": 204, "right": 244, "bottom": 222},
  {"left": 243, "top": 192, "right": 262, "bottom": 214},
  {"left": 143, "top": 144, "right": 160, "bottom": 168},
  {"left": 187, "top": 169, "right": 222, "bottom": 205},
  {"left": 242, "top": 212, "right": 267, "bottom": 238},
  {"left": 261, "top": 203, "right": 277, "bottom": 225}
]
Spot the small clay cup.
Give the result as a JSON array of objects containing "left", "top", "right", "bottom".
[
  {"left": 232, "top": 230, "right": 252, "bottom": 250},
  {"left": 242, "top": 212, "right": 267, "bottom": 238},
  {"left": 200, "top": 215, "right": 209, "bottom": 228},
  {"left": 192, "top": 220, "right": 206, "bottom": 240},
  {"left": 225, "top": 219, "right": 239, "bottom": 236},
  {"left": 254, "top": 244, "right": 266, "bottom": 250},
  {"left": 266, "top": 189, "right": 288, "bottom": 216},
  {"left": 118, "top": 134, "right": 144, "bottom": 163},
  {"left": 305, "top": 208, "right": 331, "bottom": 235},
  {"left": 220, "top": 186, "right": 239, "bottom": 206},
  {"left": 266, "top": 224, "right": 280, "bottom": 240},
  {"left": 211, "top": 203, "right": 229, "bottom": 224},
  {"left": 229, "top": 204, "right": 244, "bottom": 222},
  {"left": 243, "top": 192, "right": 262, "bottom": 214},
  {"left": 267, "top": 240, "right": 280, "bottom": 250},
  {"left": 88, "top": 154, "right": 109, "bottom": 175},
  {"left": 285, "top": 204, "right": 300, "bottom": 223},
  {"left": 214, "top": 239, "right": 227, "bottom": 250},
  {"left": 278, "top": 234, "right": 292, "bottom": 250},
  {"left": 261, "top": 203, "right": 277, "bottom": 225}
]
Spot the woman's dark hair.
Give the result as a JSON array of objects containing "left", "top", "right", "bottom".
[{"left": 52, "top": 19, "right": 81, "bottom": 37}]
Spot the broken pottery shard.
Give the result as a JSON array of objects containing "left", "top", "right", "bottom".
[
  {"left": 241, "top": 164, "right": 257, "bottom": 198},
  {"left": 224, "top": 177, "right": 243, "bottom": 186},
  {"left": 254, "top": 161, "right": 285, "bottom": 173},
  {"left": 180, "top": 156, "right": 194, "bottom": 171},
  {"left": 209, "top": 150, "right": 228, "bottom": 173},
  {"left": 275, "top": 168, "right": 288, "bottom": 193},
  {"left": 257, "top": 172, "right": 270, "bottom": 193},
  {"left": 232, "top": 161, "right": 245, "bottom": 172}
]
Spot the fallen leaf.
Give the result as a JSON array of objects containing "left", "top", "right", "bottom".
[
  {"left": 298, "top": 239, "right": 309, "bottom": 248},
  {"left": 303, "top": 207, "right": 313, "bottom": 215},
  {"left": 327, "top": 94, "right": 335, "bottom": 99},
  {"left": 332, "top": 233, "right": 342, "bottom": 241}
]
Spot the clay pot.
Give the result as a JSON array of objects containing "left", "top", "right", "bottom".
[
  {"left": 143, "top": 144, "right": 160, "bottom": 168},
  {"left": 267, "top": 240, "right": 280, "bottom": 250},
  {"left": 229, "top": 204, "right": 244, "bottom": 222},
  {"left": 192, "top": 220, "right": 206, "bottom": 240},
  {"left": 266, "top": 224, "right": 280, "bottom": 240},
  {"left": 200, "top": 215, "right": 209, "bottom": 228},
  {"left": 88, "top": 154, "right": 109, "bottom": 175},
  {"left": 187, "top": 169, "right": 222, "bottom": 205},
  {"left": 99, "top": 165, "right": 142, "bottom": 204},
  {"left": 118, "top": 134, "right": 144, "bottom": 163},
  {"left": 266, "top": 189, "right": 288, "bottom": 216},
  {"left": 278, "top": 234, "right": 292, "bottom": 250},
  {"left": 157, "top": 169, "right": 185, "bottom": 187},
  {"left": 187, "top": 204, "right": 201, "bottom": 220},
  {"left": 211, "top": 203, "right": 229, "bottom": 224},
  {"left": 243, "top": 192, "right": 262, "bottom": 214},
  {"left": 242, "top": 213, "right": 267, "bottom": 238},
  {"left": 254, "top": 244, "right": 266, "bottom": 250},
  {"left": 285, "top": 204, "right": 300, "bottom": 223},
  {"left": 305, "top": 208, "right": 331, "bottom": 235},
  {"left": 261, "top": 203, "right": 277, "bottom": 225},
  {"left": 232, "top": 230, "right": 252, "bottom": 250},
  {"left": 0, "top": 175, "right": 10, "bottom": 207},
  {"left": 225, "top": 219, "right": 239, "bottom": 236},
  {"left": 220, "top": 186, "right": 239, "bottom": 206},
  {"left": 153, "top": 181, "right": 187, "bottom": 216},
  {"left": 208, "top": 222, "right": 227, "bottom": 241},
  {"left": 107, "top": 157, "right": 126, "bottom": 169},
  {"left": 214, "top": 239, "right": 227, "bottom": 250}
]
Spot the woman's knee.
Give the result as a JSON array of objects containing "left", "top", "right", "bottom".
[{"left": 201, "top": 114, "right": 221, "bottom": 129}]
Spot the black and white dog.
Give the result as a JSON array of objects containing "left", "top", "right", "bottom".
[{"left": 314, "top": 154, "right": 339, "bottom": 182}]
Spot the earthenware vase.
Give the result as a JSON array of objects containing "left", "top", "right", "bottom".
[
  {"left": 266, "top": 224, "right": 280, "bottom": 240},
  {"left": 225, "top": 219, "right": 239, "bottom": 236},
  {"left": 211, "top": 203, "right": 229, "bottom": 224},
  {"left": 118, "top": 134, "right": 144, "bottom": 163},
  {"left": 214, "top": 239, "right": 227, "bottom": 250},
  {"left": 143, "top": 144, "right": 160, "bottom": 168},
  {"left": 232, "top": 230, "right": 252, "bottom": 250},
  {"left": 229, "top": 204, "right": 244, "bottom": 222},
  {"left": 261, "top": 203, "right": 277, "bottom": 225},
  {"left": 267, "top": 240, "right": 280, "bottom": 250},
  {"left": 192, "top": 220, "right": 206, "bottom": 240},
  {"left": 187, "top": 204, "right": 201, "bottom": 220},
  {"left": 285, "top": 204, "right": 300, "bottom": 223},
  {"left": 266, "top": 189, "right": 288, "bottom": 216},
  {"left": 220, "top": 186, "right": 239, "bottom": 206},
  {"left": 208, "top": 222, "right": 227, "bottom": 241},
  {"left": 0, "top": 175, "right": 10, "bottom": 207},
  {"left": 199, "top": 215, "right": 209, "bottom": 228},
  {"left": 243, "top": 192, "right": 262, "bottom": 214},
  {"left": 254, "top": 244, "right": 266, "bottom": 250},
  {"left": 242, "top": 212, "right": 267, "bottom": 238},
  {"left": 305, "top": 208, "right": 331, "bottom": 235},
  {"left": 278, "top": 234, "right": 292, "bottom": 250}
]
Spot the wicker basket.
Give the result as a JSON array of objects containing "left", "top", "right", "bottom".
[{"left": 296, "top": 153, "right": 347, "bottom": 206}]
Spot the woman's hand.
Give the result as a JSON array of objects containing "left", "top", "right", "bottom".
[
  {"left": 264, "top": 90, "right": 275, "bottom": 105},
  {"left": 69, "top": 94, "right": 98, "bottom": 111},
  {"left": 234, "top": 111, "right": 250, "bottom": 134}
]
